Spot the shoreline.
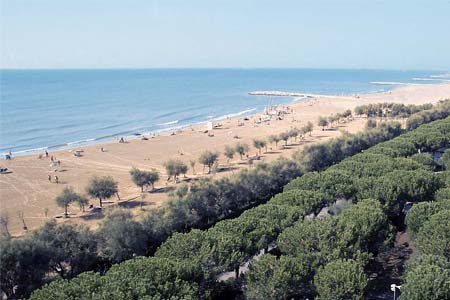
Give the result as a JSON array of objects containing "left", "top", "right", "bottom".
[
  {"left": 1, "top": 83, "right": 429, "bottom": 159},
  {"left": 1, "top": 82, "right": 449, "bottom": 235}
]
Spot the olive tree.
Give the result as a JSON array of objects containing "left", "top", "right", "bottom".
[
  {"left": 97, "top": 209, "right": 149, "bottom": 263},
  {"left": 164, "top": 159, "right": 188, "bottom": 182},
  {"left": 55, "top": 187, "right": 86, "bottom": 217},
  {"left": 130, "top": 167, "right": 160, "bottom": 192},
  {"left": 268, "top": 134, "right": 281, "bottom": 149},
  {"left": 318, "top": 116, "right": 328, "bottom": 130},
  {"left": 86, "top": 176, "right": 118, "bottom": 208},
  {"left": 198, "top": 150, "right": 219, "bottom": 173},
  {"left": 253, "top": 138, "right": 267, "bottom": 154},
  {"left": 235, "top": 142, "right": 249, "bottom": 160},
  {"left": 224, "top": 145, "right": 235, "bottom": 163}
]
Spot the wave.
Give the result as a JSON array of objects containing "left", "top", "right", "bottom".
[
  {"left": 157, "top": 120, "right": 179, "bottom": 126},
  {"left": 412, "top": 77, "right": 449, "bottom": 82},
  {"left": 212, "top": 108, "right": 256, "bottom": 121},
  {"left": 154, "top": 105, "right": 210, "bottom": 120},
  {"left": 66, "top": 138, "right": 96, "bottom": 146},
  {"left": 430, "top": 73, "right": 450, "bottom": 79}
]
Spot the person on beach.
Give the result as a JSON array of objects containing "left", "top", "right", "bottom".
[
  {"left": 57, "top": 160, "right": 61, "bottom": 166},
  {"left": 45, "top": 150, "right": 49, "bottom": 157},
  {"left": 48, "top": 174, "right": 51, "bottom": 182},
  {"left": 101, "top": 147, "right": 104, "bottom": 152},
  {"left": 54, "top": 175, "right": 59, "bottom": 184}
]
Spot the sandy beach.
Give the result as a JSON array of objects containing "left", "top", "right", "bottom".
[{"left": 1, "top": 82, "right": 450, "bottom": 236}]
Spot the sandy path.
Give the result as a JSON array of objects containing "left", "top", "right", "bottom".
[{"left": 1, "top": 82, "right": 449, "bottom": 236}]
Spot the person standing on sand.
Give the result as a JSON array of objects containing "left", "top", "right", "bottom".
[
  {"left": 45, "top": 150, "right": 49, "bottom": 158},
  {"left": 48, "top": 174, "right": 51, "bottom": 182},
  {"left": 54, "top": 175, "right": 58, "bottom": 184}
]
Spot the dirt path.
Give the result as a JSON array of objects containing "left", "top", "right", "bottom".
[{"left": 365, "top": 231, "right": 415, "bottom": 300}]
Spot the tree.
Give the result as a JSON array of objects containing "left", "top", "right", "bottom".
[
  {"left": 189, "top": 160, "right": 196, "bottom": 175},
  {"left": 235, "top": 142, "right": 249, "bottom": 160},
  {"left": 224, "top": 145, "right": 235, "bottom": 163},
  {"left": 0, "top": 237, "right": 51, "bottom": 298},
  {"left": 328, "top": 115, "right": 337, "bottom": 128},
  {"left": 306, "top": 121, "right": 314, "bottom": 136},
  {"left": 31, "top": 221, "right": 98, "bottom": 279},
  {"left": 400, "top": 259, "right": 450, "bottom": 300},
  {"left": 97, "top": 209, "right": 149, "bottom": 263},
  {"left": 410, "top": 153, "right": 437, "bottom": 171},
  {"left": 0, "top": 213, "right": 10, "bottom": 238},
  {"left": 435, "top": 188, "right": 450, "bottom": 202},
  {"left": 405, "top": 202, "right": 442, "bottom": 236},
  {"left": 130, "top": 167, "right": 148, "bottom": 192},
  {"left": 130, "top": 167, "right": 160, "bottom": 192},
  {"left": 16, "top": 210, "right": 27, "bottom": 231},
  {"left": 366, "top": 118, "right": 377, "bottom": 129},
  {"left": 280, "top": 131, "right": 290, "bottom": 146},
  {"left": 314, "top": 259, "right": 367, "bottom": 300},
  {"left": 416, "top": 210, "right": 450, "bottom": 260},
  {"left": 86, "top": 176, "right": 118, "bottom": 208},
  {"left": 442, "top": 148, "right": 450, "bottom": 170},
  {"left": 343, "top": 109, "right": 352, "bottom": 118},
  {"left": 318, "top": 116, "right": 328, "bottom": 130},
  {"left": 268, "top": 134, "right": 281, "bottom": 149},
  {"left": 289, "top": 128, "right": 299, "bottom": 143},
  {"left": 354, "top": 106, "right": 365, "bottom": 117},
  {"left": 198, "top": 150, "right": 219, "bottom": 173},
  {"left": 253, "top": 138, "right": 266, "bottom": 154},
  {"left": 75, "top": 195, "right": 89, "bottom": 212},
  {"left": 55, "top": 187, "right": 83, "bottom": 217},
  {"left": 245, "top": 255, "right": 314, "bottom": 300},
  {"left": 29, "top": 258, "right": 201, "bottom": 300},
  {"left": 164, "top": 159, "right": 188, "bottom": 182}
]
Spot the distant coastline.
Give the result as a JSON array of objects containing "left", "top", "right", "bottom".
[{"left": 1, "top": 69, "right": 447, "bottom": 157}]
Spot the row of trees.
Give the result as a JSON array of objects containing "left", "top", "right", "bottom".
[
  {"left": 52, "top": 176, "right": 118, "bottom": 219},
  {"left": 317, "top": 109, "right": 352, "bottom": 130},
  {"left": 400, "top": 148, "right": 450, "bottom": 300},
  {"left": 2, "top": 100, "right": 449, "bottom": 299},
  {"left": 26, "top": 109, "right": 450, "bottom": 299},
  {"left": 354, "top": 102, "right": 434, "bottom": 118},
  {"left": 245, "top": 116, "right": 450, "bottom": 300}
]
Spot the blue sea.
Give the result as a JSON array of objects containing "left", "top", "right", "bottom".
[{"left": 0, "top": 69, "right": 447, "bottom": 156}]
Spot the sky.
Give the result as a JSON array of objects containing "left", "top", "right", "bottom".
[{"left": 1, "top": 0, "right": 450, "bottom": 70}]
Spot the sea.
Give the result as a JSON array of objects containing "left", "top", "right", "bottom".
[{"left": 1, "top": 68, "right": 448, "bottom": 156}]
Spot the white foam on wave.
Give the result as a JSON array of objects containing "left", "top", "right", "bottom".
[
  {"left": 413, "top": 77, "right": 450, "bottom": 82},
  {"left": 430, "top": 73, "right": 450, "bottom": 79},
  {"left": 213, "top": 108, "right": 257, "bottom": 121},
  {"left": 157, "top": 120, "right": 179, "bottom": 126},
  {"left": 66, "top": 138, "right": 96, "bottom": 146}
]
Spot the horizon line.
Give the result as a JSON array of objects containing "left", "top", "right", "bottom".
[{"left": 1, "top": 67, "right": 448, "bottom": 72}]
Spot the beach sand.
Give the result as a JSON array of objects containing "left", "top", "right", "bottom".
[{"left": 1, "top": 82, "right": 450, "bottom": 236}]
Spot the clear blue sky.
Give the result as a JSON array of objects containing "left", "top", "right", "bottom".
[{"left": 1, "top": 0, "right": 450, "bottom": 70}]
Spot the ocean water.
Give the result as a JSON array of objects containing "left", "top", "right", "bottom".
[{"left": 0, "top": 68, "right": 447, "bottom": 156}]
